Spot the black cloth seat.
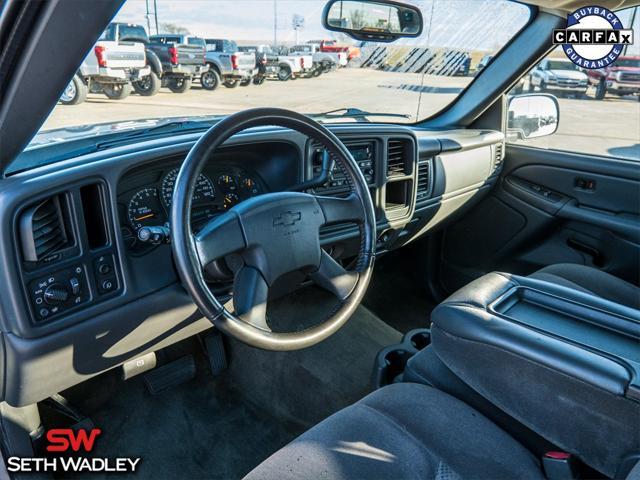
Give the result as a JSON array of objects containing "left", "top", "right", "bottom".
[
  {"left": 245, "top": 383, "right": 543, "bottom": 480},
  {"left": 530, "top": 263, "right": 639, "bottom": 309}
]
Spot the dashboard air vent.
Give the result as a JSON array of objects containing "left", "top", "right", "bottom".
[
  {"left": 19, "top": 195, "right": 69, "bottom": 262},
  {"left": 416, "top": 160, "right": 432, "bottom": 203},
  {"left": 493, "top": 143, "right": 504, "bottom": 172},
  {"left": 387, "top": 139, "right": 410, "bottom": 177}
]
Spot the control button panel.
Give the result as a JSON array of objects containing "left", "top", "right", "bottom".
[
  {"left": 312, "top": 142, "right": 376, "bottom": 194},
  {"left": 93, "top": 254, "right": 118, "bottom": 295},
  {"left": 29, "top": 265, "right": 89, "bottom": 321}
]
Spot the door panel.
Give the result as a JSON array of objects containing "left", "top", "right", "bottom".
[{"left": 439, "top": 145, "right": 640, "bottom": 293}]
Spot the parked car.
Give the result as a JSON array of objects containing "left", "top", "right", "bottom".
[
  {"left": 91, "top": 23, "right": 164, "bottom": 98},
  {"left": 587, "top": 56, "right": 640, "bottom": 100},
  {"left": 146, "top": 34, "right": 209, "bottom": 93},
  {"left": 528, "top": 58, "right": 589, "bottom": 95},
  {"left": 60, "top": 24, "right": 151, "bottom": 105},
  {"left": 237, "top": 45, "right": 268, "bottom": 85},
  {"left": 201, "top": 39, "right": 257, "bottom": 90},
  {"left": 289, "top": 44, "right": 347, "bottom": 76},
  {"left": 313, "top": 39, "right": 360, "bottom": 61},
  {"left": 243, "top": 45, "right": 309, "bottom": 81}
]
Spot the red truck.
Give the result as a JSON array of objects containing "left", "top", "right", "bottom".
[
  {"left": 587, "top": 55, "right": 640, "bottom": 100},
  {"left": 315, "top": 40, "right": 361, "bottom": 61}
]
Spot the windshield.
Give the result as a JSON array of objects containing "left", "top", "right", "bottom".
[
  {"left": 32, "top": 0, "right": 530, "bottom": 148},
  {"left": 117, "top": 24, "right": 149, "bottom": 43},
  {"left": 546, "top": 60, "right": 577, "bottom": 71},
  {"left": 616, "top": 58, "right": 640, "bottom": 67}
]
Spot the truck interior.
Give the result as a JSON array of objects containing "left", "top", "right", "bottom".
[{"left": 0, "top": 0, "right": 638, "bottom": 478}]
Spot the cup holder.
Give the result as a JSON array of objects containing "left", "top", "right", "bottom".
[
  {"left": 372, "top": 329, "right": 431, "bottom": 389},
  {"left": 405, "top": 328, "right": 431, "bottom": 351}
]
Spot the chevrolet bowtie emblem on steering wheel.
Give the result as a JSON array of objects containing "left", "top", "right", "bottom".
[{"left": 273, "top": 211, "right": 302, "bottom": 227}]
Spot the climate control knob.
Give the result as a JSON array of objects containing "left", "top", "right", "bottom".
[{"left": 43, "top": 283, "right": 69, "bottom": 304}]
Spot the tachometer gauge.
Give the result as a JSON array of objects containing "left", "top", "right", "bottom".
[
  {"left": 218, "top": 174, "right": 237, "bottom": 192},
  {"left": 223, "top": 192, "right": 240, "bottom": 210},
  {"left": 239, "top": 176, "right": 261, "bottom": 197},
  {"left": 162, "top": 168, "right": 215, "bottom": 207},
  {"left": 128, "top": 188, "right": 164, "bottom": 230}
]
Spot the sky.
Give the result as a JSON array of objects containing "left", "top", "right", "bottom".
[{"left": 113, "top": 0, "right": 531, "bottom": 49}]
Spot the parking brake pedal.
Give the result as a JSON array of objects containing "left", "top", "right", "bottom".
[
  {"left": 143, "top": 355, "right": 196, "bottom": 395},
  {"left": 203, "top": 331, "right": 227, "bottom": 377}
]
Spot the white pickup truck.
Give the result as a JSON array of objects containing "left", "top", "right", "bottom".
[
  {"left": 289, "top": 44, "right": 347, "bottom": 76},
  {"left": 243, "top": 45, "right": 313, "bottom": 81},
  {"left": 60, "top": 23, "right": 151, "bottom": 105}
]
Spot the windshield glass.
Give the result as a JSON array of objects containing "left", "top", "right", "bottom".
[
  {"left": 616, "top": 58, "right": 640, "bottom": 67},
  {"left": 546, "top": 60, "right": 578, "bottom": 71},
  {"left": 31, "top": 0, "right": 529, "bottom": 148}
]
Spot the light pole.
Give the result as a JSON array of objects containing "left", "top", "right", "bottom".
[
  {"left": 153, "top": 0, "right": 159, "bottom": 35},
  {"left": 273, "top": 0, "right": 277, "bottom": 48}
]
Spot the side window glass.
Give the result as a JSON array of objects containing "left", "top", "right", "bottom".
[{"left": 507, "top": 7, "right": 639, "bottom": 161}]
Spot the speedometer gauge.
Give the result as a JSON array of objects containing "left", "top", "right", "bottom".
[
  {"left": 128, "top": 188, "right": 164, "bottom": 230},
  {"left": 161, "top": 168, "right": 215, "bottom": 207}
]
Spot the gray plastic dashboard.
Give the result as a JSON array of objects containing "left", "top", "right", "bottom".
[{"left": 0, "top": 124, "right": 503, "bottom": 406}]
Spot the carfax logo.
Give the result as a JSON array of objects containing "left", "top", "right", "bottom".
[{"left": 553, "top": 6, "right": 634, "bottom": 69}]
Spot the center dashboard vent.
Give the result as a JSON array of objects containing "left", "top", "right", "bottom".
[
  {"left": 387, "top": 139, "right": 411, "bottom": 177},
  {"left": 19, "top": 195, "right": 70, "bottom": 262}
]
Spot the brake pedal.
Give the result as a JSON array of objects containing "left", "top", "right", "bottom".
[
  {"left": 143, "top": 355, "right": 196, "bottom": 395},
  {"left": 203, "top": 331, "right": 228, "bottom": 377}
]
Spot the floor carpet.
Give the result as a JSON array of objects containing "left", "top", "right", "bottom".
[{"left": 363, "top": 250, "right": 436, "bottom": 333}]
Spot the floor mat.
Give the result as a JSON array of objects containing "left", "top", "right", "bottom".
[
  {"left": 363, "top": 250, "right": 436, "bottom": 333},
  {"left": 77, "top": 368, "right": 301, "bottom": 479},
  {"left": 227, "top": 286, "right": 402, "bottom": 430}
]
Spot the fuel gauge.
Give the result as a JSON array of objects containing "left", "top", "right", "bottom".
[{"left": 223, "top": 192, "right": 240, "bottom": 210}]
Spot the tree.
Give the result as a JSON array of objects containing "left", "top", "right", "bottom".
[{"left": 160, "top": 23, "right": 190, "bottom": 34}]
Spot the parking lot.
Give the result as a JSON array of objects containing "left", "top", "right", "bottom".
[{"left": 42, "top": 68, "right": 640, "bottom": 160}]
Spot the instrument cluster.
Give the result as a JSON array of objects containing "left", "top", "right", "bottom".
[{"left": 120, "top": 165, "right": 264, "bottom": 251}]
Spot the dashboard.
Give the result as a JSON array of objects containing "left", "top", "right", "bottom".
[
  {"left": 117, "top": 141, "right": 300, "bottom": 256},
  {"left": 0, "top": 124, "right": 504, "bottom": 407}
]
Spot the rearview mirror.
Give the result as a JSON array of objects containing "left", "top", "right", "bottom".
[
  {"left": 322, "top": 0, "right": 423, "bottom": 42},
  {"left": 507, "top": 94, "right": 559, "bottom": 141}
]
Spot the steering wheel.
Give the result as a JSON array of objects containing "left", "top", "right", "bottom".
[{"left": 171, "top": 108, "right": 376, "bottom": 351}]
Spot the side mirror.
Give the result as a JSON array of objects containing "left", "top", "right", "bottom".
[
  {"left": 322, "top": 0, "right": 423, "bottom": 43},
  {"left": 507, "top": 94, "right": 559, "bottom": 141}
]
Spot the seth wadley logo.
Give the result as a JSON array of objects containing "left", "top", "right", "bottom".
[
  {"left": 6, "top": 428, "right": 141, "bottom": 473},
  {"left": 553, "top": 6, "right": 634, "bottom": 69}
]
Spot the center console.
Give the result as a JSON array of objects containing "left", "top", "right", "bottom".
[{"left": 408, "top": 272, "right": 640, "bottom": 478}]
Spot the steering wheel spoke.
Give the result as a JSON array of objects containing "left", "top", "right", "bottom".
[
  {"left": 316, "top": 193, "right": 365, "bottom": 226},
  {"left": 310, "top": 250, "right": 359, "bottom": 301},
  {"left": 233, "top": 266, "right": 271, "bottom": 332},
  {"left": 194, "top": 212, "right": 246, "bottom": 267}
]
